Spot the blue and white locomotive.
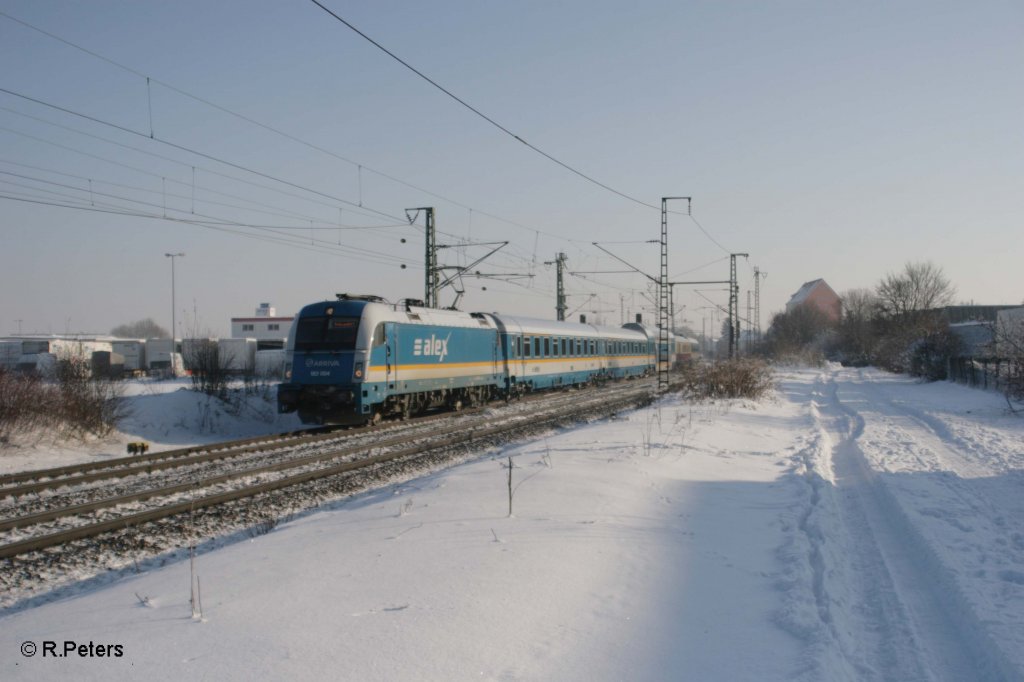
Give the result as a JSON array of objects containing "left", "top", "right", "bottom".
[{"left": 278, "top": 294, "right": 658, "bottom": 425}]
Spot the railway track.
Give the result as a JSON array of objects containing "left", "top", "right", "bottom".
[{"left": 0, "top": 380, "right": 655, "bottom": 564}]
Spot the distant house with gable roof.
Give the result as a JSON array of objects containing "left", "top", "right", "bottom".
[{"left": 786, "top": 279, "right": 841, "bottom": 322}]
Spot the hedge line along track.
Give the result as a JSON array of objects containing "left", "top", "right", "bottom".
[
  {"left": 0, "top": 381, "right": 655, "bottom": 560},
  {"left": 0, "top": 380, "right": 643, "bottom": 505},
  {"left": 0, "top": 403, "right": 488, "bottom": 496},
  {"left": 0, "top": 379, "right": 649, "bottom": 498},
  {"left": 0, "top": 383, "right": 608, "bottom": 532},
  {"left": 0, "top": 424, "right": 347, "bottom": 487}
]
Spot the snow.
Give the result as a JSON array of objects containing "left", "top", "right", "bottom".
[
  {"left": 2, "top": 367, "right": 1023, "bottom": 681},
  {"left": 0, "top": 378, "right": 303, "bottom": 475}
]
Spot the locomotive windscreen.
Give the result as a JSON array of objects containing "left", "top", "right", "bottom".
[{"left": 295, "top": 316, "right": 361, "bottom": 351}]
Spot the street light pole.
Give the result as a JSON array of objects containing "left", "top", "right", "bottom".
[{"left": 165, "top": 252, "right": 185, "bottom": 340}]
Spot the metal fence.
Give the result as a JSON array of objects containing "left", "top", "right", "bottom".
[{"left": 947, "top": 356, "right": 1021, "bottom": 396}]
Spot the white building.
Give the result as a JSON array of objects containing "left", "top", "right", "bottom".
[{"left": 230, "top": 303, "right": 293, "bottom": 344}]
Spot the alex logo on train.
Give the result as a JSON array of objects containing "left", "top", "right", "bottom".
[{"left": 413, "top": 334, "right": 451, "bottom": 362}]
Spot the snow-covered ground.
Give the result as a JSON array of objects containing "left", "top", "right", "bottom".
[
  {"left": 0, "top": 378, "right": 303, "bottom": 475},
  {"left": 2, "top": 367, "right": 1022, "bottom": 681}
]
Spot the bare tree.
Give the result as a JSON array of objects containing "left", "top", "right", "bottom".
[
  {"left": 185, "top": 339, "right": 232, "bottom": 402},
  {"left": 764, "top": 305, "right": 834, "bottom": 357},
  {"left": 111, "top": 318, "right": 169, "bottom": 339},
  {"left": 836, "top": 288, "right": 880, "bottom": 364},
  {"left": 876, "top": 261, "right": 955, "bottom": 319},
  {"left": 872, "top": 262, "right": 956, "bottom": 375}
]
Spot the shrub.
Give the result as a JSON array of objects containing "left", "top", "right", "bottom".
[
  {"left": 0, "top": 368, "right": 51, "bottom": 443},
  {"left": 53, "top": 353, "right": 128, "bottom": 438},
  {"left": 0, "top": 358, "right": 127, "bottom": 445},
  {"left": 678, "top": 359, "right": 775, "bottom": 400},
  {"left": 185, "top": 340, "right": 231, "bottom": 402}
]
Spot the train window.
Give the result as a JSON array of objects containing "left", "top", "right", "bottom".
[
  {"left": 544, "top": 337, "right": 550, "bottom": 357},
  {"left": 561, "top": 338, "right": 567, "bottom": 356},
  {"left": 524, "top": 337, "right": 532, "bottom": 358},
  {"left": 372, "top": 324, "right": 386, "bottom": 347},
  {"left": 590, "top": 340, "right": 596, "bottom": 355},
  {"left": 295, "top": 315, "right": 361, "bottom": 351},
  {"left": 534, "top": 337, "right": 541, "bottom": 358}
]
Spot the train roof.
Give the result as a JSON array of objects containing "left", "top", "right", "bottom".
[
  {"left": 298, "top": 300, "right": 497, "bottom": 331},
  {"left": 294, "top": 299, "right": 652, "bottom": 343},
  {"left": 487, "top": 314, "right": 648, "bottom": 341},
  {"left": 622, "top": 324, "right": 700, "bottom": 345}
]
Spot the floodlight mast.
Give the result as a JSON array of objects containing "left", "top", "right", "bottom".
[
  {"left": 164, "top": 252, "right": 185, "bottom": 340},
  {"left": 659, "top": 197, "right": 690, "bottom": 392}
]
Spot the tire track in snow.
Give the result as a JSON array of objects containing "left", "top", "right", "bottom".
[
  {"left": 821, "top": 370, "right": 1023, "bottom": 682},
  {"left": 777, "top": 371, "right": 930, "bottom": 681}
]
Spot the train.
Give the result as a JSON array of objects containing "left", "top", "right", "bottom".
[{"left": 277, "top": 294, "right": 698, "bottom": 425}]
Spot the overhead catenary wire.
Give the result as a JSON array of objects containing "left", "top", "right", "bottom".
[
  {"left": 0, "top": 87, "right": 407, "bottom": 224},
  {"left": 0, "top": 10, "right": 578, "bottom": 246},
  {"left": 0, "top": 105, "right": 395, "bottom": 225},
  {"left": 0, "top": 161, "right": 408, "bottom": 232},
  {"left": 1, "top": 10, "right": 736, "bottom": 307},
  {"left": 307, "top": 0, "right": 666, "bottom": 213},
  {"left": 0, "top": 191, "right": 421, "bottom": 268},
  {"left": 1, "top": 99, "right": 561, "bottom": 280},
  {"left": 1, "top": 108, "right": 544, "bottom": 281},
  {"left": 0, "top": 171, "right": 416, "bottom": 265}
]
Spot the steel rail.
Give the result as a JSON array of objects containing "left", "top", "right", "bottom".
[
  {"left": 0, "top": 424, "right": 345, "bottom": 487},
  {"left": 0, "top": 404, "right": 491, "bottom": 499},
  {"left": 0, "top": 378, "right": 646, "bottom": 493},
  {"left": 0, "top": 405, "right": 505, "bottom": 533},
  {"left": 1, "top": 383, "right": 639, "bottom": 531},
  {"left": 0, "top": 387, "right": 652, "bottom": 559}
]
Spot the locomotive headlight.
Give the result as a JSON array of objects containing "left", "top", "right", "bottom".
[{"left": 354, "top": 362, "right": 364, "bottom": 379}]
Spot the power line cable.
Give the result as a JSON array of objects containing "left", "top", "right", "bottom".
[
  {"left": 307, "top": 0, "right": 662, "bottom": 212},
  {"left": 0, "top": 172, "right": 415, "bottom": 265},
  {"left": 0, "top": 159, "right": 406, "bottom": 231},
  {"left": 0, "top": 10, "right": 577, "bottom": 244},
  {"left": 0, "top": 87, "right": 405, "bottom": 224},
  {"left": 688, "top": 212, "right": 731, "bottom": 254},
  {"left": 0, "top": 191, "right": 419, "bottom": 268},
  {"left": 0, "top": 104, "right": 396, "bottom": 224}
]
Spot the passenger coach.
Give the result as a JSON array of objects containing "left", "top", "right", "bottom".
[{"left": 488, "top": 315, "right": 652, "bottom": 395}]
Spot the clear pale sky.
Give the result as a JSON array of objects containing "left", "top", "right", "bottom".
[{"left": 1, "top": 1, "right": 1021, "bottom": 338}]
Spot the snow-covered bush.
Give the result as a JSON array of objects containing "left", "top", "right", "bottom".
[
  {"left": 678, "top": 358, "right": 774, "bottom": 400},
  {"left": 52, "top": 352, "right": 129, "bottom": 439},
  {"left": 0, "top": 368, "right": 52, "bottom": 443},
  {"left": 0, "top": 357, "right": 127, "bottom": 444}
]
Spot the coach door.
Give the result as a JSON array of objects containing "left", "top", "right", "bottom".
[{"left": 384, "top": 322, "right": 397, "bottom": 389}]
